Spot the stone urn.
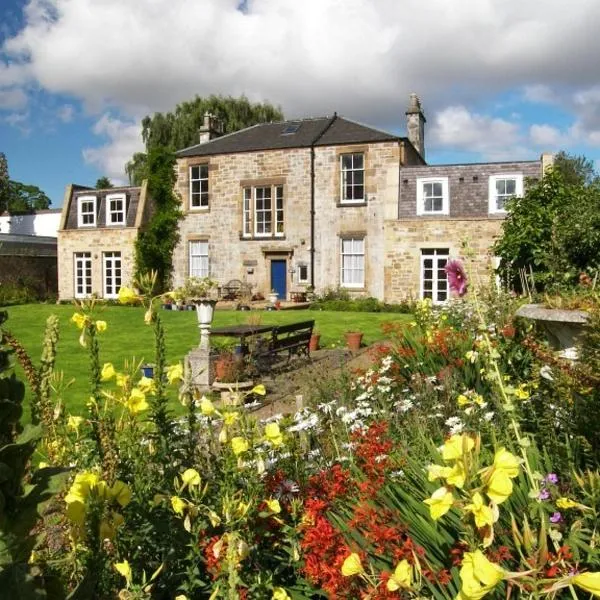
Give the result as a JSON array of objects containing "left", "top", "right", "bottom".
[
  {"left": 515, "top": 303, "right": 589, "bottom": 358},
  {"left": 195, "top": 299, "right": 217, "bottom": 325}
]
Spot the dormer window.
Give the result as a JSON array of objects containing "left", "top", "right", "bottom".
[
  {"left": 106, "top": 193, "right": 126, "bottom": 225},
  {"left": 489, "top": 174, "right": 523, "bottom": 213},
  {"left": 77, "top": 195, "right": 97, "bottom": 227},
  {"left": 416, "top": 177, "right": 449, "bottom": 215}
]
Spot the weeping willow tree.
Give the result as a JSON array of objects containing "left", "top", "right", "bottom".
[{"left": 126, "top": 95, "right": 283, "bottom": 185}]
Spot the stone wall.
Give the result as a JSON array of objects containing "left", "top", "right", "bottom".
[
  {"left": 57, "top": 228, "right": 138, "bottom": 300},
  {"left": 174, "top": 140, "right": 402, "bottom": 299},
  {"left": 383, "top": 218, "right": 504, "bottom": 302}
]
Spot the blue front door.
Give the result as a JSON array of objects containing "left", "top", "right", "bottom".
[{"left": 270, "top": 260, "right": 287, "bottom": 300}]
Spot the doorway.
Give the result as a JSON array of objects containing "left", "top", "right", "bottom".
[{"left": 270, "top": 259, "right": 287, "bottom": 300}]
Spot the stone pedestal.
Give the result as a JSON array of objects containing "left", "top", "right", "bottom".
[{"left": 186, "top": 347, "right": 212, "bottom": 391}]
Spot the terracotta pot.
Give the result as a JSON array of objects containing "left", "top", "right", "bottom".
[
  {"left": 345, "top": 331, "right": 363, "bottom": 351},
  {"left": 309, "top": 333, "right": 321, "bottom": 352},
  {"left": 214, "top": 354, "right": 234, "bottom": 380}
]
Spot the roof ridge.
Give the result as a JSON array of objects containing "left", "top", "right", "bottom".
[
  {"left": 334, "top": 115, "right": 399, "bottom": 139},
  {"left": 176, "top": 122, "right": 265, "bottom": 154}
]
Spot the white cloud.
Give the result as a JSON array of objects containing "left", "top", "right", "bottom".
[
  {"left": 57, "top": 103, "right": 75, "bottom": 122},
  {"left": 529, "top": 124, "right": 561, "bottom": 148},
  {"left": 82, "top": 114, "right": 144, "bottom": 183},
  {"left": 3, "top": 110, "right": 31, "bottom": 135},
  {"left": 523, "top": 85, "right": 557, "bottom": 105},
  {"left": 0, "top": 87, "right": 28, "bottom": 109}
]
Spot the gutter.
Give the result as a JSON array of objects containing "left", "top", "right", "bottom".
[{"left": 309, "top": 113, "right": 337, "bottom": 289}]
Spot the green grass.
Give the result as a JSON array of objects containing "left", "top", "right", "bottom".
[{"left": 2, "top": 303, "right": 411, "bottom": 415}]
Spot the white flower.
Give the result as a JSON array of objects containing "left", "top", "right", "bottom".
[
  {"left": 484, "top": 411, "right": 495, "bottom": 422},
  {"left": 445, "top": 416, "right": 464, "bottom": 434},
  {"left": 540, "top": 365, "right": 554, "bottom": 381}
]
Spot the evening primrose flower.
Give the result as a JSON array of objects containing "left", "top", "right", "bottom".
[
  {"left": 341, "top": 553, "right": 364, "bottom": 577},
  {"left": 231, "top": 437, "right": 249, "bottom": 456},
  {"left": 386, "top": 559, "right": 412, "bottom": 591},
  {"left": 572, "top": 572, "right": 600, "bottom": 596},
  {"left": 118, "top": 286, "right": 138, "bottom": 305},
  {"left": 272, "top": 588, "right": 291, "bottom": 600},
  {"left": 265, "top": 498, "right": 281, "bottom": 514},
  {"left": 458, "top": 550, "right": 504, "bottom": 600},
  {"left": 95, "top": 320, "right": 107, "bottom": 333},
  {"left": 110, "top": 480, "right": 132, "bottom": 507},
  {"left": 71, "top": 312, "right": 86, "bottom": 329},
  {"left": 264, "top": 422, "right": 284, "bottom": 447},
  {"left": 114, "top": 560, "right": 132, "bottom": 587},
  {"left": 200, "top": 396, "right": 216, "bottom": 416},
  {"left": 465, "top": 492, "right": 496, "bottom": 528},
  {"left": 181, "top": 468, "right": 201, "bottom": 487},
  {"left": 446, "top": 461, "right": 466, "bottom": 489},
  {"left": 166, "top": 363, "right": 183, "bottom": 385},
  {"left": 514, "top": 384, "right": 530, "bottom": 400},
  {"left": 556, "top": 497, "right": 578, "bottom": 509},
  {"left": 137, "top": 376, "right": 155, "bottom": 394},
  {"left": 424, "top": 486, "right": 454, "bottom": 520},
  {"left": 67, "top": 415, "right": 84, "bottom": 433},
  {"left": 483, "top": 447, "right": 521, "bottom": 504},
  {"left": 171, "top": 496, "right": 187, "bottom": 515},
  {"left": 427, "top": 464, "right": 452, "bottom": 482},
  {"left": 223, "top": 411, "right": 239, "bottom": 426},
  {"left": 126, "top": 388, "right": 149, "bottom": 414},
  {"left": 442, "top": 434, "right": 475, "bottom": 461},
  {"left": 101, "top": 362, "right": 116, "bottom": 381}
]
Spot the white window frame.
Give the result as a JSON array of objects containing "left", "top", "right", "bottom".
[
  {"left": 488, "top": 174, "right": 523, "bottom": 214},
  {"left": 103, "top": 251, "right": 122, "bottom": 299},
  {"left": 189, "top": 240, "right": 209, "bottom": 278},
  {"left": 242, "top": 185, "right": 285, "bottom": 238},
  {"left": 74, "top": 252, "right": 92, "bottom": 298},
  {"left": 416, "top": 177, "right": 449, "bottom": 215},
  {"left": 189, "top": 164, "right": 209, "bottom": 210},
  {"left": 77, "top": 195, "right": 97, "bottom": 227},
  {"left": 297, "top": 264, "right": 309, "bottom": 284},
  {"left": 340, "top": 153, "right": 365, "bottom": 204},
  {"left": 340, "top": 237, "right": 365, "bottom": 288},
  {"left": 420, "top": 248, "right": 449, "bottom": 304},
  {"left": 106, "top": 193, "right": 126, "bottom": 225}
]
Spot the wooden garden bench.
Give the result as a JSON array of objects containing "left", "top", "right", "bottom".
[{"left": 256, "top": 319, "right": 315, "bottom": 370}]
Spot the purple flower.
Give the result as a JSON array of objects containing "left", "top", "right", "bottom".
[
  {"left": 550, "top": 512, "right": 563, "bottom": 523},
  {"left": 545, "top": 473, "right": 559, "bottom": 485},
  {"left": 445, "top": 259, "right": 468, "bottom": 297},
  {"left": 538, "top": 488, "right": 551, "bottom": 501}
]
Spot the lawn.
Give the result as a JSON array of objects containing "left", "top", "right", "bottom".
[{"left": 2, "top": 303, "right": 411, "bottom": 415}]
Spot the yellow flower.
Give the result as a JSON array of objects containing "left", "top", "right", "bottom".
[
  {"left": 458, "top": 550, "right": 504, "bottom": 600},
  {"left": 572, "top": 572, "right": 600, "bottom": 596},
  {"left": 457, "top": 394, "right": 470, "bottom": 406},
  {"left": 265, "top": 498, "right": 281, "bottom": 514},
  {"left": 181, "top": 468, "right": 201, "bottom": 487},
  {"left": 67, "top": 415, "right": 84, "bottom": 433},
  {"left": 341, "top": 553, "right": 363, "bottom": 577},
  {"left": 556, "top": 497, "right": 578, "bottom": 509},
  {"left": 492, "top": 448, "right": 520, "bottom": 477},
  {"left": 427, "top": 464, "right": 452, "bottom": 482},
  {"left": 387, "top": 559, "right": 412, "bottom": 591},
  {"left": 237, "top": 501, "right": 251, "bottom": 518},
  {"left": 143, "top": 308, "right": 155, "bottom": 325},
  {"left": 446, "top": 462, "right": 466, "bottom": 489},
  {"left": 265, "top": 422, "right": 284, "bottom": 447},
  {"left": 71, "top": 312, "right": 86, "bottom": 329},
  {"left": 200, "top": 396, "right": 216, "bottom": 416},
  {"left": 231, "top": 437, "right": 249, "bottom": 456},
  {"left": 114, "top": 560, "right": 132, "bottom": 586},
  {"left": 118, "top": 286, "right": 138, "bottom": 305},
  {"left": 442, "top": 434, "right": 474, "bottom": 461},
  {"left": 208, "top": 510, "right": 221, "bottom": 527},
  {"left": 110, "top": 481, "right": 132, "bottom": 507},
  {"left": 138, "top": 376, "right": 155, "bottom": 394},
  {"left": 101, "top": 362, "right": 116, "bottom": 381},
  {"left": 251, "top": 384, "right": 267, "bottom": 396},
  {"left": 171, "top": 496, "right": 187, "bottom": 515},
  {"left": 514, "top": 385, "right": 530, "bottom": 400},
  {"left": 272, "top": 588, "right": 291, "bottom": 600},
  {"left": 95, "top": 320, "right": 107, "bottom": 333},
  {"left": 424, "top": 486, "right": 454, "bottom": 520},
  {"left": 465, "top": 492, "right": 496, "bottom": 529},
  {"left": 473, "top": 394, "right": 485, "bottom": 406},
  {"left": 486, "top": 469, "right": 513, "bottom": 504},
  {"left": 167, "top": 363, "right": 183, "bottom": 385},
  {"left": 116, "top": 372, "right": 129, "bottom": 388},
  {"left": 100, "top": 511, "right": 125, "bottom": 540},
  {"left": 126, "top": 388, "right": 149, "bottom": 414},
  {"left": 223, "top": 411, "right": 239, "bottom": 426}
]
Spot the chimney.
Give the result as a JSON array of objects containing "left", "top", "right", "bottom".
[
  {"left": 198, "top": 112, "right": 223, "bottom": 144},
  {"left": 405, "top": 93, "right": 426, "bottom": 159},
  {"left": 541, "top": 152, "right": 554, "bottom": 175}
]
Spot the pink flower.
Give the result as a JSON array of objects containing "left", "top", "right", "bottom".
[{"left": 445, "top": 259, "right": 468, "bottom": 297}]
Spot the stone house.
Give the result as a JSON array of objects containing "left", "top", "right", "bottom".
[
  {"left": 173, "top": 97, "right": 548, "bottom": 304},
  {"left": 57, "top": 182, "right": 151, "bottom": 300}
]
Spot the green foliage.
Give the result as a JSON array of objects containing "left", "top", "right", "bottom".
[
  {"left": 95, "top": 176, "right": 113, "bottom": 189},
  {"left": 494, "top": 161, "right": 600, "bottom": 291},
  {"left": 126, "top": 94, "right": 283, "bottom": 185},
  {"left": 0, "top": 153, "right": 9, "bottom": 214},
  {"left": 134, "top": 147, "right": 182, "bottom": 292},
  {"left": 0, "top": 152, "right": 51, "bottom": 214}
]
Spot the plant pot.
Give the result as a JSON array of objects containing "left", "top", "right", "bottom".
[
  {"left": 214, "top": 355, "right": 234, "bottom": 380},
  {"left": 268, "top": 292, "right": 278, "bottom": 304},
  {"left": 309, "top": 333, "right": 321, "bottom": 352},
  {"left": 345, "top": 331, "right": 363, "bottom": 351}
]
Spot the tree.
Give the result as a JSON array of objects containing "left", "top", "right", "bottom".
[
  {"left": 134, "top": 146, "right": 182, "bottom": 291},
  {"left": 0, "top": 153, "right": 10, "bottom": 214},
  {"left": 126, "top": 94, "right": 283, "bottom": 185},
  {"left": 494, "top": 153, "right": 600, "bottom": 291},
  {"left": 95, "top": 176, "right": 113, "bottom": 189},
  {"left": 7, "top": 181, "right": 51, "bottom": 213}
]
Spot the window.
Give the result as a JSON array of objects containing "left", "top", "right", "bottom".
[
  {"left": 103, "top": 251, "right": 122, "bottom": 299},
  {"left": 416, "top": 177, "right": 449, "bottom": 215},
  {"left": 74, "top": 252, "right": 92, "bottom": 298},
  {"left": 106, "top": 193, "right": 126, "bottom": 225},
  {"left": 190, "top": 164, "right": 209, "bottom": 209},
  {"left": 421, "top": 249, "right": 449, "bottom": 304},
  {"left": 77, "top": 195, "right": 97, "bottom": 227},
  {"left": 340, "top": 153, "right": 364, "bottom": 203},
  {"left": 297, "top": 264, "right": 309, "bottom": 283},
  {"left": 488, "top": 174, "right": 523, "bottom": 213},
  {"left": 189, "top": 240, "right": 209, "bottom": 278},
  {"left": 340, "top": 237, "right": 365, "bottom": 288},
  {"left": 242, "top": 185, "right": 285, "bottom": 238}
]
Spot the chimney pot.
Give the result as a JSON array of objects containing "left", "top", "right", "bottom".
[{"left": 405, "top": 93, "right": 426, "bottom": 160}]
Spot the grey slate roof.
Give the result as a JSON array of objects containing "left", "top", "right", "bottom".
[
  {"left": 65, "top": 187, "right": 141, "bottom": 230},
  {"left": 176, "top": 116, "right": 403, "bottom": 158}
]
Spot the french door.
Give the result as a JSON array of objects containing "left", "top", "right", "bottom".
[
  {"left": 103, "top": 251, "right": 122, "bottom": 299},
  {"left": 421, "top": 249, "right": 449, "bottom": 304},
  {"left": 74, "top": 252, "right": 92, "bottom": 298}
]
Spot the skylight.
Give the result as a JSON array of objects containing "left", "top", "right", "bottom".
[{"left": 282, "top": 122, "right": 301, "bottom": 135}]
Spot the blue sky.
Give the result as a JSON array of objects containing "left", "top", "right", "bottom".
[{"left": 2, "top": 0, "right": 600, "bottom": 208}]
